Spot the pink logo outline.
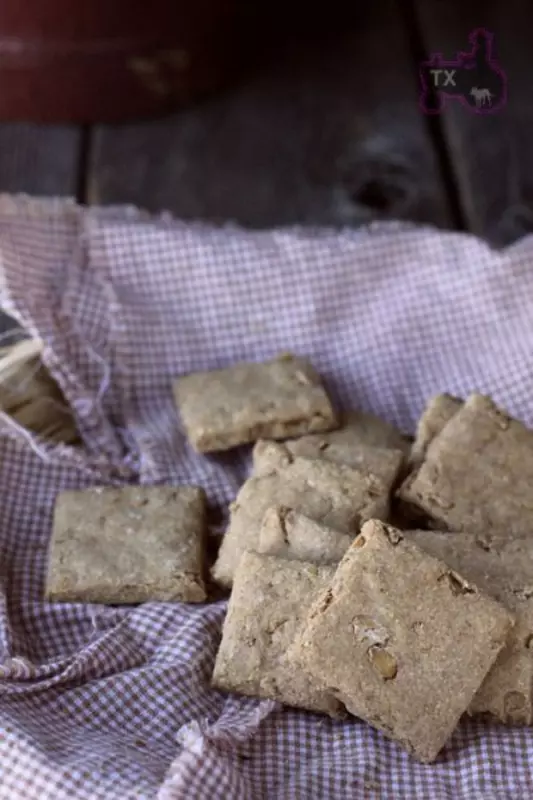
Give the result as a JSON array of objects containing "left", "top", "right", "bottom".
[{"left": 419, "top": 28, "right": 507, "bottom": 115}]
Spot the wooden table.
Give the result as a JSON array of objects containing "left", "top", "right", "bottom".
[{"left": 0, "top": 1, "right": 527, "bottom": 246}]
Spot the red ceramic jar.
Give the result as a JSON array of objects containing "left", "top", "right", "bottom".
[{"left": 0, "top": 1, "right": 246, "bottom": 121}]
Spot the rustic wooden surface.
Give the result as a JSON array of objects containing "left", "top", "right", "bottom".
[
  {"left": 87, "top": 1, "right": 452, "bottom": 229},
  {"left": 0, "top": 124, "right": 81, "bottom": 196},
  {"left": 0, "top": 2, "right": 525, "bottom": 244}
]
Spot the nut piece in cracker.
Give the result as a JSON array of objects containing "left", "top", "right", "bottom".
[
  {"left": 288, "top": 519, "right": 513, "bottom": 763},
  {"left": 398, "top": 393, "right": 533, "bottom": 535},
  {"left": 212, "top": 551, "right": 343, "bottom": 716},
  {"left": 46, "top": 486, "right": 207, "bottom": 604},
  {"left": 212, "top": 455, "right": 391, "bottom": 589},
  {"left": 258, "top": 507, "right": 352, "bottom": 565},
  {"left": 409, "top": 393, "right": 462, "bottom": 467},
  {"left": 173, "top": 354, "right": 338, "bottom": 453},
  {"left": 409, "top": 529, "right": 533, "bottom": 725}
]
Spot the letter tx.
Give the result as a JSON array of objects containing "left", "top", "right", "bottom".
[{"left": 429, "top": 69, "right": 457, "bottom": 87}]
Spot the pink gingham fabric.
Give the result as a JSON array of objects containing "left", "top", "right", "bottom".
[{"left": 1, "top": 195, "right": 533, "bottom": 799}]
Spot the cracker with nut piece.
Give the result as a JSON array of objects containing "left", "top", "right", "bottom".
[
  {"left": 409, "top": 528, "right": 533, "bottom": 725},
  {"left": 288, "top": 519, "right": 513, "bottom": 763}
]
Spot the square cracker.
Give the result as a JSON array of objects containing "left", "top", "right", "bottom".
[
  {"left": 212, "top": 455, "right": 390, "bottom": 588},
  {"left": 46, "top": 486, "right": 207, "bottom": 604},
  {"left": 409, "top": 529, "right": 533, "bottom": 724},
  {"left": 173, "top": 353, "right": 337, "bottom": 453},
  {"left": 289, "top": 519, "right": 513, "bottom": 763},
  {"left": 409, "top": 394, "right": 462, "bottom": 467},
  {"left": 398, "top": 393, "right": 533, "bottom": 534},
  {"left": 258, "top": 507, "right": 352, "bottom": 565},
  {"left": 212, "top": 551, "right": 343, "bottom": 716}
]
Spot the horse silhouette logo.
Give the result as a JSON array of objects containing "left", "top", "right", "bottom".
[
  {"left": 420, "top": 28, "right": 507, "bottom": 115},
  {"left": 470, "top": 87, "right": 494, "bottom": 107}
]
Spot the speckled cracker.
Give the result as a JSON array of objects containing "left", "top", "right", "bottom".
[
  {"left": 253, "top": 407, "right": 408, "bottom": 477},
  {"left": 409, "top": 529, "right": 533, "bottom": 725},
  {"left": 409, "top": 394, "right": 462, "bottom": 467},
  {"left": 287, "top": 409, "right": 410, "bottom": 452},
  {"left": 252, "top": 440, "right": 295, "bottom": 476},
  {"left": 258, "top": 507, "right": 352, "bottom": 564},
  {"left": 398, "top": 394, "right": 533, "bottom": 534},
  {"left": 253, "top": 437, "right": 404, "bottom": 490},
  {"left": 289, "top": 519, "right": 513, "bottom": 763},
  {"left": 173, "top": 353, "right": 338, "bottom": 453},
  {"left": 212, "top": 455, "right": 390, "bottom": 588},
  {"left": 46, "top": 486, "right": 207, "bottom": 604},
  {"left": 212, "top": 551, "right": 343, "bottom": 715}
]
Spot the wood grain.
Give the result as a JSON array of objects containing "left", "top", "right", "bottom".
[
  {"left": 89, "top": 1, "right": 452, "bottom": 229},
  {"left": 0, "top": 124, "right": 81, "bottom": 196}
]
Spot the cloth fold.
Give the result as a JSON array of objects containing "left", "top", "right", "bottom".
[{"left": 1, "top": 196, "right": 533, "bottom": 799}]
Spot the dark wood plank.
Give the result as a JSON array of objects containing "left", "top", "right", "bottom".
[
  {"left": 89, "top": 1, "right": 452, "bottom": 229},
  {"left": 414, "top": 0, "right": 533, "bottom": 245},
  {"left": 0, "top": 124, "right": 81, "bottom": 197}
]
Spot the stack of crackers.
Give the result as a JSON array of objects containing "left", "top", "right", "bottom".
[
  {"left": 44, "top": 355, "right": 533, "bottom": 763},
  {"left": 0, "top": 338, "right": 80, "bottom": 446}
]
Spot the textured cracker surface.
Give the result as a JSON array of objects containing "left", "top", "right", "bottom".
[
  {"left": 212, "top": 552, "right": 342, "bottom": 715},
  {"left": 398, "top": 394, "right": 533, "bottom": 535},
  {"left": 409, "top": 394, "right": 462, "bottom": 467},
  {"left": 289, "top": 519, "right": 513, "bottom": 763},
  {"left": 285, "top": 409, "right": 410, "bottom": 453},
  {"left": 253, "top": 435, "right": 404, "bottom": 490},
  {"left": 173, "top": 354, "right": 337, "bottom": 452},
  {"left": 212, "top": 456, "right": 390, "bottom": 588},
  {"left": 258, "top": 507, "right": 353, "bottom": 564},
  {"left": 409, "top": 529, "right": 533, "bottom": 725},
  {"left": 46, "top": 486, "right": 207, "bottom": 604}
]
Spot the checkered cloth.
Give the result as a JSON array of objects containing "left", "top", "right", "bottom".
[{"left": 1, "top": 195, "right": 533, "bottom": 800}]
